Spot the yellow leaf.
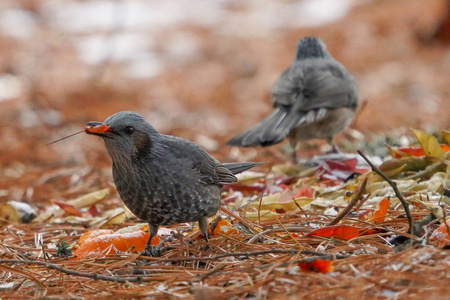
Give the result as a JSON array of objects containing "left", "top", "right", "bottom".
[
  {"left": 245, "top": 210, "right": 281, "bottom": 221},
  {"left": 443, "top": 130, "right": 450, "bottom": 145},
  {"left": 0, "top": 203, "right": 21, "bottom": 223},
  {"left": 248, "top": 192, "right": 313, "bottom": 212},
  {"left": 411, "top": 129, "right": 445, "bottom": 158}
]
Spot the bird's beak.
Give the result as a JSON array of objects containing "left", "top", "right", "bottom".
[{"left": 85, "top": 121, "right": 112, "bottom": 136}]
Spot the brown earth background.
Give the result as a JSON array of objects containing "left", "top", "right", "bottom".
[{"left": 0, "top": 0, "right": 449, "bottom": 233}]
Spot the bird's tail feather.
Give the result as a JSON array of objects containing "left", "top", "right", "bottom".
[
  {"left": 223, "top": 162, "right": 266, "bottom": 175},
  {"left": 226, "top": 108, "right": 301, "bottom": 147}
]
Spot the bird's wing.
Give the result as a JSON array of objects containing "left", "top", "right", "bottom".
[
  {"left": 162, "top": 136, "right": 237, "bottom": 185},
  {"left": 271, "top": 65, "right": 304, "bottom": 107},
  {"left": 273, "top": 59, "right": 358, "bottom": 110},
  {"left": 289, "top": 60, "right": 358, "bottom": 112}
]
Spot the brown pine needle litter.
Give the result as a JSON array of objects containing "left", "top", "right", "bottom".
[{"left": 1, "top": 149, "right": 450, "bottom": 299}]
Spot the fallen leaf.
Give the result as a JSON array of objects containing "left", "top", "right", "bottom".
[
  {"left": 443, "top": 130, "right": 450, "bottom": 145},
  {"left": 208, "top": 219, "right": 238, "bottom": 235},
  {"left": 0, "top": 203, "right": 21, "bottom": 223},
  {"left": 223, "top": 183, "right": 266, "bottom": 194},
  {"left": 379, "top": 157, "right": 431, "bottom": 173},
  {"left": 370, "top": 198, "right": 389, "bottom": 223},
  {"left": 292, "top": 186, "right": 315, "bottom": 198},
  {"left": 34, "top": 188, "right": 110, "bottom": 222},
  {"left": 88, "top": 204, "right": 100, "bottom": 217},
  {"left": 299, "top": 259, "right": 333, "bottom": 273},
  {"left": 249, "top": 191, "right": 312, "bottom": 212},
  {"left": 53, "top": 201, "right": 82, "bottom": 217},
  {"left": 0, "top": 201, "right": 36, "bottom": 223},
  {"left": 307, "top": 225, "right": 376, "bottom": 240},
  {"left": 411, "top": 129, "right": 446, "bottom": 158},
  {"left": 73, "top": 225, "right": 160, "bottom": 259},
  {"left": 430, "top": 219, "right": 450, "bottom": 245}
]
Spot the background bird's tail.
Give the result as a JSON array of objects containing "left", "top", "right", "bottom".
[
  {"left": 222, "top": 162, "right": 266, "bottom": 175},
  {"left": 226, "top": 107, "right": 301, "bottom": 147}
]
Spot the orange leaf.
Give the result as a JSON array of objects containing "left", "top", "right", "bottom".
[
  {"left": 392, "top": 145, "right": 450, "bottom": 158},
  {"left": 299, "top": 259, "right": 333, "bottom": 273},
  {"left": 358, "top": 209, "right": 371, "bottom": 220},
  {"left": 73, "top": 227, "right": 160, "bottom": 259},
  {"left": 307, "top": 225, "right": 375, "bottom": 240},
  {"left": 370, "top": 198, "right": 389, "bottom": 224},
  {"left": 430, "top": 219, "right": 450, "bottom": 245},
  {"left": 53, "top": 201, "right": 82, "bottom": 217},
  {"left": 208, "top": 219, "right": 238, "bottom": 236},
  {"left": 78, "top": 229, "right": 113, "bottom": 246}
]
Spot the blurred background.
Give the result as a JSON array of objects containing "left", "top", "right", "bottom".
[{"left": 0, "top": 0, "right": 449, "bottom": 203}]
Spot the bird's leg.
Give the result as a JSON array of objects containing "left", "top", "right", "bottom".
[
  {"left": 142, "top": 223, "right": 162, "bottom": 257},
  {"left": 289, "top": 138, "right": 299, "bottom": 164},
  {"left": 327, "top": 137, "right": 341, "bottom": 154},
  {"left": 198, "top": 217, "right": 209, "bottom": 243},
  {"left": 148, "top": 223, "right": 159, "bottom": 245}
]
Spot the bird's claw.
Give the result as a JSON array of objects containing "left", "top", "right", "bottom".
[{"left": 142, "top": 245, "right": 165, "bottom": 257}]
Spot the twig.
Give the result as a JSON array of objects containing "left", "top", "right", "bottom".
[
  {"left": 0, "top": 259, "right": 146, "bottom": 283},
  {"left": 354, "top": 194, "right": 371, "bottom": 211},
  {"left": 247, "top": 226, "right": 311, "bottom": 244},
  {"left": 195, "top": 264, "right": 227, "bottom": 281},
  {"left": 277, "top": 219, "right": 303, "bottom": 247},
  {"left": 47, "top": 130, "right": 84, "bottom": 145},
  {"left": 328, "top": 178, "right": 367, "bottom": 225},
  {"left": 143, "top": 248, "right": 348, "bottom": 263},
  {"left": 441, "top": 205, "right": 450, "bottom": 237},
  {"left": 0, "top": 264, "right": 44, "bottom": 287},
  {"left": 221, "top": 206, "right": 260, "bottom": 234},
  {"left": 357, "top": 150, "right": 415, "bottom": 236}
]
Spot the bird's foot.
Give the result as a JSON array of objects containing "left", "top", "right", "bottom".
[
  {"left": 142, "top": 245, "right": 165, "bottom": 257},
  {"left": 326, "top": 144, "right": 342, "bottom": 155},
  {"left": 141, "top": 230, "right": 179, "bottom": 257}
]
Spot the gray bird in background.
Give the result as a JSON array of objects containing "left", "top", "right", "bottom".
[
  {"left": 227, "top": 36, "right": 359, "bottom": 162},
  {"left": 85, "top": 111, "right": 263, "bottom": 254}
]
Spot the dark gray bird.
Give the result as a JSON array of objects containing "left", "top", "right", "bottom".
[
  {"left": 227, "top": 36, "right": 358, "bottom": 162},
  {"left": 85, "top": 111, "right": 262, "bottom": 252}
]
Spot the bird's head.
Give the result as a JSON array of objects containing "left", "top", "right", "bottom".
[
  {"left": 295, "top": 36, "right": 330, "bottom": 60},
  {"left": 85, "top": 111, "right": 157, "bottom": 163}
]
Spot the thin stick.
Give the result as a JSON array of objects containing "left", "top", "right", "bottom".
[
  {"left": 221, "top": 206, "right": 260, "bottom": 234},
  {"left": 247, "top": 226, "right": 311, "bottom": 244},
  {"left": 357, "top": 150, "right": 415, "bottom": 236},
  {"left": 0, "top": 259, "right": 146, "bottom": 283},
  {"left": 328, "top": 178, "right": 367, "bottom": 226},
  {"left": 47, "top": 130, "right": 85, "bottom": 145},
  {"left": 143, "top": 248, "right": 348, "bottom": 263}
]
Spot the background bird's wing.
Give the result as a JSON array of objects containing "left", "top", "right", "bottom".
[
  {"left": 287, "top": 60, "right": 358, "bottom": 112},
  {"left": 227, "top": 64, "right": 306, "bottom": 147}
]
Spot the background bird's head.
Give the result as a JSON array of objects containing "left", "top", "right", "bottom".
[
  {"left": 295, "top": 36, "right": 329, "bottom": 60},
  {"left": 85, "top": 111, "right": 158, "bottom": 163}
]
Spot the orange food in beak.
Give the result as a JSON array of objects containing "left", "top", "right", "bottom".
[{"left": 85, "top": 124, "right": 110, "bottom": 134}]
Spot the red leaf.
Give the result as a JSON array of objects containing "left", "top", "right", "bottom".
[
  {"left": 292, "top": 186, "right": 315, "bottom": 198},
  {"left": 88, "top": 204, "right": 100, "bottom": 217},
  {"left": 222, "top": 191, "right": 243, "bottom": 204},
  {"left": 317, "top": 158, "right": 361, "bottom": 181},
  {"left": 53, "top": 201, "right": 82, "bottom": 217},
  {"left": 307, "top": 225, "right": 376, "bottom": 240},
  {"left": 223, "top": 183, "right": 266, "bottom": 194},
  {"left": 275, "top": 208, "right": 286, "bottom": 214},
  {"left": 299, "top": 259, "right": 333, "bottom": 273}
]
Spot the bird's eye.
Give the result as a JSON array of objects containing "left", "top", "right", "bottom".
[{"left": 124, "top": 126, "right": 135, "bottom": 135}]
